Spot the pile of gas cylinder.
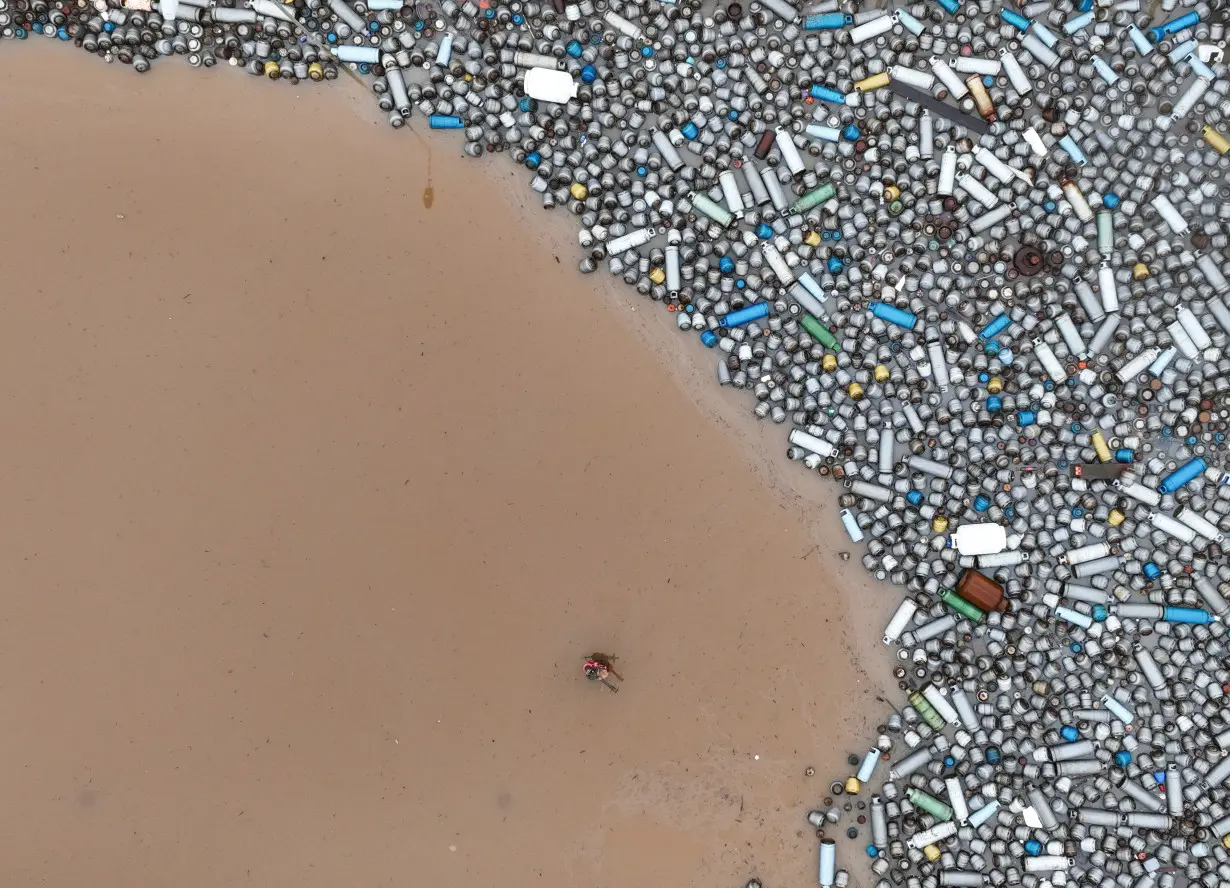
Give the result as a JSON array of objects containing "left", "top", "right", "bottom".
[{"left": 19, "top": 0, "right": 1230, "bottom": 883}]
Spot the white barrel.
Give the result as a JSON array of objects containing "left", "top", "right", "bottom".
[
  {"left": 818, "top": 839, "right": 837, "bottom": 887},
  {"left": 1033, "top": 338, "right": 1067, "bottom": 383},
  {"left": 1115, "top": 479, "right": 1161, "bottom": 506},
  {"left": 849, "top": 13, "right": 893, "bottom": 43},
  {"left": 928, "top": 341, "right": 951, "bottom": 390},
  {"left": 1168, "top": 320, "right": 1200, "bottom": 359},
  {"left": 1178, "top": 306, "right": 1212, "bottom": 349},
  {"left": 908, "top": 455, "right": 953, "bottom": 479},
  {"left": 883, "top": 598, "right": 918, "bottom": 644},
  {"left": 718, "top": 169, "right": 745, "bottom": 217},
  {"left": 953, "top": 56, "right": 1000, "bottom": 76},
  {"left": 1197, "top": 253, "right": 1229, "bottom": 295},
  {"left": 1151, "top": 193, "right": 1189, "bottom": 234},
  {"left": 891, "top": 65, "right": 935, "bottom": 90},
  {"left": 1024, "top": 856, "right": 1073, "bottom": 874},
  {"left": 973, "top": 147, "right": 1016, "bottom": 184},
  {"left": 761, "top": 243, "right": 795, "bottom": 283},
  {"left": 1176, "top": 507, "right": 1223, "bottom": 542},
  {"left": 908, "top": 821, "right": 957, "bottom": 849},
  {"left": 605, "top": 227, "right": 657, "bottom": 255},
  {"left": 1116, "top": 347, "right": 1159, "bottom": 381},
  {"left": 523, "top": 67, "right": 578, "bottom": 104},
  {"left": 1065, "top": 541, "right": 1111, "bottom": 565},
  {"left": 651, "top": 129, "right": 684, "bottom": 171},
  {"left": 1149, "top": 511, "right": 1198, "bottom": 543},
  {"left": 957, "top": 173, "right": 999, "bottom": 208},
  {"left": 850, "top": 480, "right": 892, "bottom": 503},
  {"left": 919, "top": 112, "right": 934, "bottom": 158},
  {"left": 930, "top": 57, "right": 968, "bottom": 97},
  {"left": 950, "top": 686, "right": 979, "bottom": 730},
  {"left": 946, "top": 776, "right": 969, "bottom": 823},
  {"left": 1056, "top": 314, "right": 1085, "bottom": 356},
  {"left": 938, "top": 147, "right": 958, "bottom": 196},
  {"left": 978, "top": 550, "right": 1024, "bottom": 568},
  {"left": 1072, "top": 555, "right": 1121, "bottom": 577},
  {"left": 922, "top": 685, "right": 961, "bottom": 726},
  {"left": 913, "top": 613, "right": 958, "bottom": 643},
  {"left": 788, "top": 428, "right": 834, "bottom": 457},
  {"left": 775, "top": 127, "right": 806, "bottom": 175},
  {"left": 1098, "top": 262, "right": 1119, "bottom": 312},
  {"left": 951, "top": 523, "right": 1007, "bottom": 556},
  {"left": 1000, "top": 50, "right": 1031, "bottom": 93},
  {"left": 878, "top": 427, "right": 894, "bottom": 473}
]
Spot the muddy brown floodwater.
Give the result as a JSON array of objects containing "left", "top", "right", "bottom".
[{"left": 0, "top": 47, "right": 893, "bottom": 888}]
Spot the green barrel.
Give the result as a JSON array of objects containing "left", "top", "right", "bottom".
[
  {"left": 941, "top": 588, "right": 985, "bottom": 622},
  {"left": 789, "top": 182, "right": 836, "bottom": 213},
  {"left": 801, "top": 314, "right": 841, "bottom": 351},
  {"left": 907, "top": 787, "right": 954, "bottom": 821}
]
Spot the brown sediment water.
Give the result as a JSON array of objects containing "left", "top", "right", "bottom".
[{"left": 0, "top": 47, "right": 895, "bottom": 888}]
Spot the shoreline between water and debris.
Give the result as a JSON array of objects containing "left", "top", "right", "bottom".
[{"left": 1, "top": 42, "right": 899, "bottom": 888}]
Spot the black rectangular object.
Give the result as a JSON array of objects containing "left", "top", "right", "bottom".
[{"left": 886, "top": 82, "right": 991, "bottom": 137}]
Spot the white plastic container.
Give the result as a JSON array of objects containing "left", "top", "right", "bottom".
[
  {"left": 523, "top": 68, "right": 578, "bottom": 104},
  {"left": 950, "top": 523, "right": 1008, "bottom": 556}
]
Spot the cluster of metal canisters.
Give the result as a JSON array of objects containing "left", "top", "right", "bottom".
[{"left": 25, "top": 0, "right": 1230, "bottom": 883}]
